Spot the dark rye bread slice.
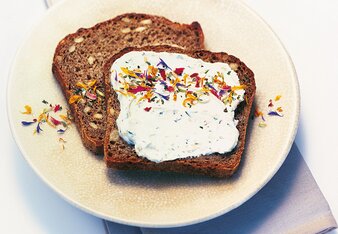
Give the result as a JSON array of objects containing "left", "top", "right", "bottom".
[
  {"left": 103, "top": 45, "right": 256, "bottom": 178},
  {"left": 52, "top": 13, "right": 204, "bottom": 154}
]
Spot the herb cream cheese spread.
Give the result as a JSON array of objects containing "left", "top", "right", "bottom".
[{"left": 110, "top": 51, "right": 245, "bottom": 163}]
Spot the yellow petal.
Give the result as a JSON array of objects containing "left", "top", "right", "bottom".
[
  {"left": 183, "top": 98, "right": 195, "bottom": 107},
  {"left": 148, "top": 65, "right": 158, "bottom": 77},
  {"left": 186, "top": 93, "right": 197, "bottom": 100},
  {"left": 275, "top": 95, "right": 282, "bottom": 101},
  {"left": 121, "top": 67, "right": 137, "bottom": 78},
  {"left": 259, "top": 122, "right": 267, "bottom": 128},
  {"left": 115, "top": 90, "right": 128, "bottom": 96},
  {"left": 46, "top": 118, "right": 56, "bottom": 128},
  {"left": 37, "top": 113, "right": 46, "bottom": 122},
  {"left": 76, "top": 81, "right": 88, "bottom": 90},
  {"left": 183, "top": 74, "right": 189, "bottom": 85},
  {"left": 21, "top": 105, "right": 32, "bottom": 115},
  {"left": 96, "top": 89, "right": 105, "bottom": 97},
  {"left": 69, "top": 95, "right": 82, "bottom": 104},
  {"left": 87, "top": 80, "right": 97, "bottom": 87},
  {"left": 59, "top": 114, "right": 72, "bottom": 125},
  {"left": 127, "top": 92, "right": 136, "bottom": 99},
  {"left": 231, "top": 85, "right": 247, "bottom": 91}
]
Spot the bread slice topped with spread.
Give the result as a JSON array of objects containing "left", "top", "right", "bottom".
[
  {"left": 52, "top": 13, "right": 204, "bottom": 154},
  {"left": 103, "top": 45, "right": 255, "bottom": 177}
]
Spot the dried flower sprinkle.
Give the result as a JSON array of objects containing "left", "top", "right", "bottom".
[
  {"left": 69, "top": 95, "right": 82, "bottom": 104},
  {"left": 268, "top": 111, "right": 283, "bottom": 117},
  {"left": 21, "top": 105, "right": 32, "bottom": 115},
  {"left": 275, "top": 95, "right": 282, "bottom": 101},
  {"left": 254, "top": 95, "right": 284, "bottom": 127},
  {"left": 259, "top": 122, "right": 267, "bottom": 128},
  {"left": 69, "top": 79, "right": 104, "bottom": 105},
  {"left": 113, "top": 58, "right": 246, "bottom": 112},
  {"left": 20, "top": 101, "right": 72, "bottom": 136},
  {"left": 21, "top": 121, "right": 35, "bottom": 126}
]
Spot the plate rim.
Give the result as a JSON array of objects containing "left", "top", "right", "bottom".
[{"left": 6, "top": 0, "right": 300, "bottom": 228}]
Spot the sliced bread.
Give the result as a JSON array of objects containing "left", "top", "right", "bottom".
[
  {"left": 52, "top": 13, "right": 204, "bottom": 154},
  {"left": 103, "top": 45, "right": 256, "bottom": 178}
]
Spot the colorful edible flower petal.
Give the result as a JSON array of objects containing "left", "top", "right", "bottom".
[
  {"left": 121, "top": 67, "right": 138, "bottom": 78},
  {"left": 96, "top": 89, "right": 105, "bottom": 97},
  {"left": 277, "top": 107, "right": 283, "bottom": 112},
  {"left": 183, "top": 98, "right": 195, "bottom": 107},
  {"left": 148, "top": 65, "right": 158, "bottom": 77},
  {"left": 156, "top": 58, "right": 171, "bottom": 70},
  {"left": 21, "top": 105, "right": 32, "bottom": 115},
  {"left": 85, "top": 92, "right": 97, "bottom": 100},
  {"left": 221, "top": 85, "right": 231, "bottom": 91},
  {"left": 53, "top": 104, "right": 62, "bottom": 113},
  {"left": 59, "top": 138, "right": 66, "bottom": 143},
  {"left": 36, "top": 123, "right": 43, "bottom": 134},
  {"left": 128, "top": 86, "right": 151, "bottom": 94},
  {"left": 144, "top": 107, "right": 152, "bottom": 112},
  {"left": 155, "top": 92, "right": 170, "bottom": 101},
  {"left": 174, "top": 68, "right": 184, "bottom": 76},
  {"left": 69, "top": 95, "right": 82, "bottom": 104},
  {"left": 268, "top": 111, "right": 283, "bottom": 117},
  {"left": 254, "top": 109, "right": 263, "bottom": 117},
  {"left": 21, "top": 121, "right": 35, "bottom": 126},
  {"left": 268, "top": 99, "right": 274, "bottom": 107},
  {"left": 231, "top": 85, "right": 246, "bottom": 91},
  {"left": 87, "top": 80, "right": 97, "bottom": 87},
  {"left": 159, "top": 69, "right": 166, "bottom": 80},
  {"left": 167, "top": 86, "right": 175, "bottom": 92},
  {"left": 57, "top": 129, "right": 66, "bottom": 134},
  {"left": 190, "top": 73, "right": 198, "bottom": 78},
  {"left": 275, "top": 95, "right": 282, "bottom": 101},
  {"left": 259, "top": 122, "right": 267, "bottom": 128},
  {"left": 210, "top": 89, "right": 220, "bottom": 99},
  {"left": 207, "top": 83, "right": 217, "bottom": 92},
  {"left": 76, "top": 81, "right": 88, "bottom": 90},
  {"left": 50, "top": 116, "right": 61, "bottom": 126}
]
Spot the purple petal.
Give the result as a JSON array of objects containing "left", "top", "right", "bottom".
[
  {"left": 36, "top": 123, "right": 43, "bottom": 133},
  {"left": 57, "top": 129, "right": 66, "bottom": 134},
  {"left": 268, "top": 111, "right": 283, "bottom": 117},
  {"left": 207, "top": 83, "right": 217, "bottom": 91},
  {"left": 219, "top": 90, "right": 226, "bottom": 97},
  {"left": 21, "top": 121, "right": 35, "bottom": 126},
  {"left": 156, "top": 58, "right": 172, "bottom": 70},
  {"left": 155, "top": 92, "right": 170, "bottom": 101}
]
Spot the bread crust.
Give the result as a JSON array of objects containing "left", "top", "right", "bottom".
[
  {"left": 103, "top": 45, "right": 256, "bottom": 177},
  {"left": 52, "top": 13, "right": 205, "bottom": 154}
]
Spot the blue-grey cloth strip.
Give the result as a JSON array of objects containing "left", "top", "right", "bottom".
[
  {"left": 141, "top": 144, "right": 337, "bottom": 234},
  {"left": 106, "top": 144, "right": 337, "bottom": 234}
]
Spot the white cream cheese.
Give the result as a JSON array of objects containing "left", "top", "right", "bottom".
[{"left": 110, "top": 51, "right": 245, "bottom": 163}]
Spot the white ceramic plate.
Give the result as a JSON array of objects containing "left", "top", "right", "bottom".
[{"left": 7, "top": 0, "right": 299, "bottom": 228}]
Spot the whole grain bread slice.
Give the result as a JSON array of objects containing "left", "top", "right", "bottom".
[
  {"left": 103, "top": 45, "right": 256, "bottom": 178},
  {"left": 52, "top": 13, "right": 204, "bottom": 154}
]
